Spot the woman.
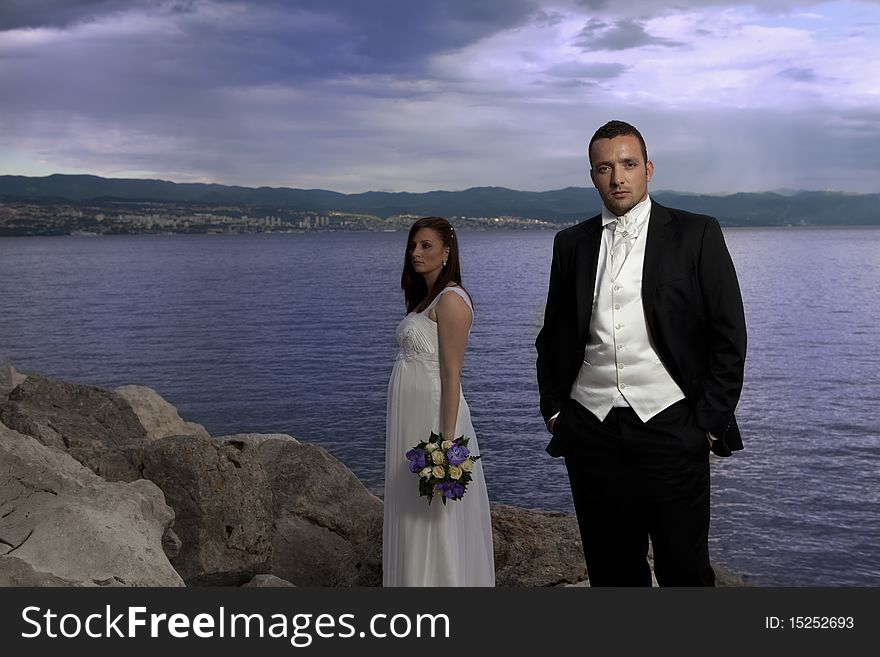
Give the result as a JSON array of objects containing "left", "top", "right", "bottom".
[{"left": 382, "top": 216, "right": 495, "bottom": 587}]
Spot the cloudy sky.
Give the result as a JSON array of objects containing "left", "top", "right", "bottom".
[{"left": 2, "top": 0, "right": 879, "bottom": 193}]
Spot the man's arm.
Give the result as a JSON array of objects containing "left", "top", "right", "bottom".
[
  {"left": 694, "top": 217, "right": 747, "bottom": 439},
  {"left": 535, "top": 231, "right": 576, "bottom": 426}
]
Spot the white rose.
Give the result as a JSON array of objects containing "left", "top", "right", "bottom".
[
  {"left": 419, "top": 467, "right": 432, "bottom": 479},
  {"left": 441, "top": 440, "right": 453, "bottom": 450},
  {"left": 460, "top": 458, "right": 474, "bottom": 473},
  {"left": 432, "top": 465, "right": 445, "bottom": 479},
  {"left": 448, "top": 465, "right": 462, "bottom": 480},
  {"left": 431, "top": 450, "right": 446, "bottom": 465},
  {"left": 425, "top": 442, "right": 439, "bottom": 452}
]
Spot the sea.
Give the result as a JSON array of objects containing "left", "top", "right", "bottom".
[{"left": 1, "top": 226, "right": 879, "bottom": 587}]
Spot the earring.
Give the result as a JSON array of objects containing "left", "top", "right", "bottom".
[{"left": 442, "top": 259, "right": 447, "bottom": 267}]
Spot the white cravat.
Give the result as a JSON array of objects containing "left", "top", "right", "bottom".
[{"left": 609, "top": 214, "right": 637, "bottom": 280}]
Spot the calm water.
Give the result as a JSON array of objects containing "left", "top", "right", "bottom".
[{"left": 1, "top": 227, "right": 879, "bottom": 586}]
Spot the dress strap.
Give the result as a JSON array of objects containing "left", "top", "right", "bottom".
[{"left": 426, "top": 286, "right": 474, "bottom": 323}]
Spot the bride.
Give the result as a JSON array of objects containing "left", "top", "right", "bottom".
[{"left": 382, "top": 216, "right": 495, "bottom": 587}]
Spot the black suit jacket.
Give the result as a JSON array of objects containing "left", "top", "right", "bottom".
[{"left": 535, "top": 201, "right": 747, "bottom": 457}]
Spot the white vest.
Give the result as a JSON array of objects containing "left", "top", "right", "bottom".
[{"left": 570, "top": 216, "right": 685, "bottom": 422}]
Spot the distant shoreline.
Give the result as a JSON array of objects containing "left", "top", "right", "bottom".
[
  {"left": 2, "top": 174, "right": 878, "bottom": 231},
  {"left": 2, "top": 196, "right": 878, "bottom": 237},
  {"left": 5, "top": 222, "right": 880, "bottom": 239}
]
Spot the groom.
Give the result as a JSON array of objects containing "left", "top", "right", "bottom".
[{"left": 535, "top": 120, "right": 747, "bottom": 586}]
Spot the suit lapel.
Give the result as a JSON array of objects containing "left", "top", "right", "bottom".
[
  {"left": 575, "top": 216, "right": 603, "bottom": 346},
  {"left": 642, "top": 201, "right": 673, "bottom": 323}
]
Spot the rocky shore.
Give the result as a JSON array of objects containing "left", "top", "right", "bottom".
[{"left": 0, "top": 361, "right": 744, "bottom": 587}]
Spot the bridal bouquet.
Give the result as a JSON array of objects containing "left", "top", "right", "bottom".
[{"left": 405, "top": 432, "right": 481, "bottom": 506}]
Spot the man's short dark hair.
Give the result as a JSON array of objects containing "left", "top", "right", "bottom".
[{"left": 589, "top": 120, "right": 648, "bottom": 166}]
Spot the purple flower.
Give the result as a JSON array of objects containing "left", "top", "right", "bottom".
[
  {"left": 435, "top": 481, "right": 465, "bottom": 500},
  {"left": 446, "top": 443, "right": 470, "bottom": 466},
  {"left": 405, "top": 448, "right": 427, "bottom": 473}
]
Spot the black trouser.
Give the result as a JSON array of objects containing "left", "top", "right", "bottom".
[{"left": 557, "top": 398, "right": 714, "bottom": 587}]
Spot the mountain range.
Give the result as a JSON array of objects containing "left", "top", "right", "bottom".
[{"left": 1, "top": 174, "right": 878, "bottom": 226}]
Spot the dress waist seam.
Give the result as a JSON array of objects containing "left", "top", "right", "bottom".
[{"left": 396, "top": 352, "right": 439, "bottom": 364}]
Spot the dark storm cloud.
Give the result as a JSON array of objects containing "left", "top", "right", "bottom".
[
  {"left": 575, "top": 18, "right": 685, "bottom": 51},
  {"left": 175, "top": 0, "right": 542, "bottom": 82},
  {"left": 1, "top": 0, "right": 540, "bottom": 78},
  {"left": 0, "top": 0, "right": 539, "bottom": 85},
  {"left": 0, "top": 0, "right": 543, "bottom": 122},
  {"left": 288, "top": 0, "right": 540, "bottom": 74},
  {"left": 0, "top": 0, "right": 177, "bottom": 30}
]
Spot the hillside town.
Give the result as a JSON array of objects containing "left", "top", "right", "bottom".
[{"left": 0, "top": 200, "right": 558, "bottom": 237}]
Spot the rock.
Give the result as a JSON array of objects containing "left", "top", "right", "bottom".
[
  {"left": 493, "top": 507, "right": 746, "bottom": 587},
  {"left": 0, "top": 374, "right": 148, "bottom": 450},
  {"left": 0, "top": 356, "right": 27, "bottom": 396},
  {"left": 0, "top": 423, "right": 183, "bottom": 587},
  {"left": 67, "top": 442, "right": 145, "bottom": 482},
  {"left": 217, "top": 434, "right": 382, "bottom": 586},
  {"left": 242, "top": 574, "right": 296, "bottom": 587},
  {"left": 133, "top": 434, "right": 275, "bottom": 586},
  {"left": 216, "top": 433, "right": 300, "bottom": 447},
  {"left": 331, "top": 503, "right": 589, "bottom": 588},
  {"left": 63, "top": 435, "right": 276, "bottom": 586},
  {"left": 0, "top": 374, "right": 274, "bottom": 586},
  {"left": 490, "top": 503, "right": 588, "bottom": 586},
  {"left": 714, "top": 563, "right": 748, "bottom": 587},
  {"left": 333, "top": 514, "right": 383, "bottom": 587},
  {"left": 115, "top": 385, "right": 210, "bottom": 440},
  {"left": 162, "top": 527, "right": 182, "bottom": 560}
]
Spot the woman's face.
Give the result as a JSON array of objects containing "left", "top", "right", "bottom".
[{"left": 409, "top": 227, "right": 449, "bottom": 279}]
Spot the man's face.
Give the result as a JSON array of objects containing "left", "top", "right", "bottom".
[{"left": 589, "top": 135, "right": 654, "bottom": 216}]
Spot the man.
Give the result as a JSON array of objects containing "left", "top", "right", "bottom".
[{"left": 535, "top": 120, "right": 747, "bottom": 586}]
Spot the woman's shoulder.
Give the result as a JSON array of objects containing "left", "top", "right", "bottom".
[
  {"left": 439, "top": 284, "right": 471, "bottom": 303},
  {"left": 435, "top": 285, "right": 474, "bottom": 317}
]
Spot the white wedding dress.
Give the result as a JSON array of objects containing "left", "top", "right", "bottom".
[{"left": 382, "top": 286, "right": 495, "bottom": 587}]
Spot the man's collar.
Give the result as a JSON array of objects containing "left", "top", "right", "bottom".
[{"left": 601, "top": 194, "right": 652, "bottom": 228}]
